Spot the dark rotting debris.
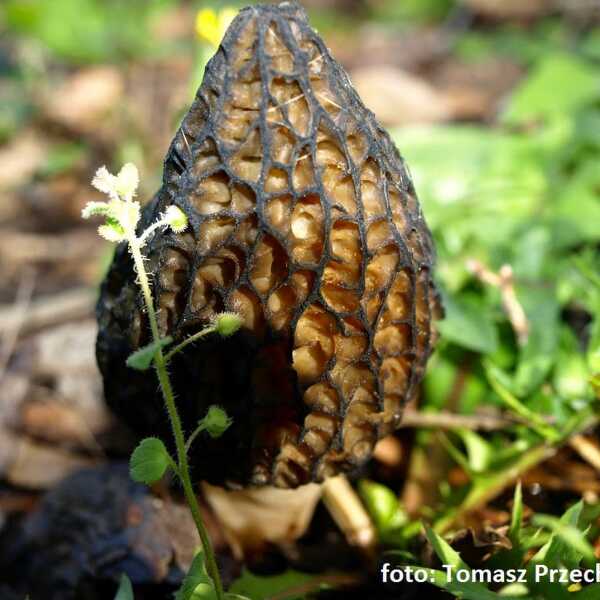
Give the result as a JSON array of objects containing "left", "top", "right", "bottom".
[{"left": 0, "top": 464, "right": 204, "bottom": 600}]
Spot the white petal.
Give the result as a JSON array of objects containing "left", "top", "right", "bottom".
[
  {"left": 116, "top": 163, "right": 140, "bottom": 200},
  {"left": 91, "top": 166, "right": 117, "bottom": 196}
]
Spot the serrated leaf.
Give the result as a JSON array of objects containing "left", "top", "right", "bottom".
[
  {"left": 531, "top": 501, "right": 590, "bottom": 569},
  {"left": 421, "top": 527, "right": 534, "bottom": 599},
  {"left": 129, "top": 437, "right": 171, "bottom": 484},
  {"left": 424, "top": 524, "right": 471, "bottom": 572},
  {"left": 126, "top": 336, "right": 173, "bottom": 371},
  {"left": 532, "top": 512, "right": 595, "bottom": 566},
  {"left": 114, "top": 574, "right": 134, "bottom": 600}
]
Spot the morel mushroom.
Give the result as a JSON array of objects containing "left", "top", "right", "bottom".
[{"left": 97, "top": 1, "right": 442, "bottom": 488}]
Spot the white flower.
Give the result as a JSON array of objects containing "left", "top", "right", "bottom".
[
  {"left": 113, "top": 199, "right": 141, "bottom": 232},
  {"left": 85, "top": 163, "right": 143, "bottom": 243},
  {"left": 91, "top": 163, "right": 140, "bottom": 202},
  {"left": 164, "top": 205, "right": 188, "bottom": 233},
  {"left": 91, "top": 166, "right": 118, "bottom": 198},
  {"left": 115, "top": 163, "right": 140, "bottom": 201}
]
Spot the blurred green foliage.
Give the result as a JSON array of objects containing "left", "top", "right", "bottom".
[
  {"left": 2, "top": 0, "right": 176, "bottom": 63},
  {"left": 392, "top": 49, "right": 600, "bottom": 425},
  {"left": 367, "top": 0, "right": 455, "bottom": 23},
  {"left": 361, "top": 47, "right": 600, "bottom": 586}
]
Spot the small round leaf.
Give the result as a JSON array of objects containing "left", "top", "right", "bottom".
[
  {"left": 126, "top": 336, "right": 173, "bottom": 371},
  {"left": 130, "top": 437, "right": 171, "bottom": 484}
]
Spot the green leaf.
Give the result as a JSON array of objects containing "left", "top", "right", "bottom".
[
  {"left": 572, "top": 583, "right": 600, "bottom": 599},
  {"left": 114, "top": 574, "right": 134, "bottom": 600},
  {"left": 358, "top": 480, "right": 407, "bottom": 535},
  {"left": 531, "top": 501, "right": 590, "bottom": 569},
  {"left": 126, "top": 336, "right": 173, "bottom": 371},
  {"left": 228, "top": 569, "right": 323, "bottom": 600},
  {"left": 552, "top": 162, "right": 600, "bottom": 248},
  {"left": 513, "top": 291, "right": 560, "bottom": 397},
  {"left": 4, "top": 0, "right": 174, "bottom": 64},
  {"left": 129, "top": 437, "right": 172, "bottom": 484},
  {"left": 509, "top": 482, "right": 523, "bottom": 546},
  {"left": 527, "top": 502, "right": 593, "bottom": 600},
  {"left": 424, "top": 525, "right": 470, "bottom": 571},
  {"left": 532, "top": 512, "right": 595, "bottom": 566},
  {"left": 503, "top": 54, "right": 599, "bottom": 125},
  {"left": 485, "top": 361, "right": 559, "bottom": 441},
  {"left": 553, "top": 326, "right": 594, "bottom": 407},
  {"left": 418, "top": 566, "right": 524, "bottom": 600},
  {"left": 454, "top": 429, "right": 493, "bottom": 473},
  {"left": 436, "top": 294, "right": 499, "bottom": 354},
  {"left": 419, "top": 527, "right": 513, "bottom": 600}
]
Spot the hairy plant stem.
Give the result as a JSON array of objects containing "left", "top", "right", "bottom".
[
  {"left": 128, "top": 235, "right": 225, "bottom": 600},
  {"left": 185, "top": 422, "right": 207, "bottom": 454},
  {"left": 164, "top": 324, "right": 216, "bottom": 363}
]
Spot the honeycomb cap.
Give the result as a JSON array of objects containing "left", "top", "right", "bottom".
[{"left": 96, "top": 1, "right": 442, "bottom": 488}]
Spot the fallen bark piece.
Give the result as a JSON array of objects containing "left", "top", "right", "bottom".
[
  {"left": 0, "top": 288, "right": 95, "bottom": 335},
  {"left": 97, "top": 1, "right": 441, "bottom": 488}
]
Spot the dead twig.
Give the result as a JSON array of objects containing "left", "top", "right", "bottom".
[
  {"left": 569, "top": 434, "right": 600, "bottom": 472},
  {"left": 400, "top": 408, "right": 519, "bottom": 431},
  {"left": 0, "top": 229, "right": 101, "bottom": 264},
  {"left": 0, "top": 268, "right": 36, "bottom": 381},
  {"left": 467, "top": 259, "right": 529, "bottom": 345},
  {"left": 0, "top": 287, "right": 95, "bottom": 336}
]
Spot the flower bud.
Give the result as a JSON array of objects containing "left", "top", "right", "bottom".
[{"left": 203, "top": 405, "right": 232, "bottom": 438}]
